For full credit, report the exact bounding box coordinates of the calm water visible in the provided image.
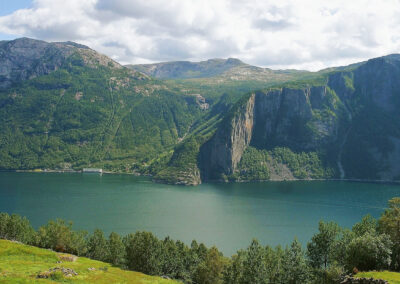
[1,172,400,255]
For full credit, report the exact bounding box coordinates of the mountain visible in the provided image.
[163,54,400,184]
[127,58,311,102]
[0,37,399,185]
[0,37,121,89]
[127,58,246,79]
[0,38,205,175]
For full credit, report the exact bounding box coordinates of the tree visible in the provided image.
[223,250,245,284]
[345,233,392,271]
[193,246,226,284]
[107,232,126,267]
[242,239,267,284]
[307,221,340,270]
[87,229,109,262]
[378,197,400,270]
[282,239,310,284]
[0,213,36,244]
[160,237,186,279]
[265,245,284,283]
[187,240,206,280]
[37,219,87,256]
[353,215,377,237]
[0,213,10,239]
[124,231,162,275]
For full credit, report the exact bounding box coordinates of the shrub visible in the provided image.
[37,219,88,256]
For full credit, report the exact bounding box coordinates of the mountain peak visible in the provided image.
[126,57,246,79]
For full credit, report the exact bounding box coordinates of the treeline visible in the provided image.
[1,198,400,283]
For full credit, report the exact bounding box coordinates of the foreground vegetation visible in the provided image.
[2,197,400,283]
[0,239,178,283]
[356,271,400,284]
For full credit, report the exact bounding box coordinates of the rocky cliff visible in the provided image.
[0,38,123,89]
[199,55,400,182]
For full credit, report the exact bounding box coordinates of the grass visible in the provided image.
[0,239,180,283]
[356,271,400,284]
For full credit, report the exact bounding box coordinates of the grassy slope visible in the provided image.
[357,271,400,284]
[0,239,179,284]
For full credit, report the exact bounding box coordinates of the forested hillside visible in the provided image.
[0,38,204,174]
[1,38,399,185]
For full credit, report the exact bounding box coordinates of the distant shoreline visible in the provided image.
[1,169,399,186]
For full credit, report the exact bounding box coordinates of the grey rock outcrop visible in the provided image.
[0,37,122,89]
[201,94,255,180]
[200,54,400,182]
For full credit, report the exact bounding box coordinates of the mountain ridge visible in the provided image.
[0,37,399,185]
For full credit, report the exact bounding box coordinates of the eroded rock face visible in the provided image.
[0,37,123,89]
[200,87,340,181]
[201,94,255,180]
[0,38,74,88]
[200,55,400,182]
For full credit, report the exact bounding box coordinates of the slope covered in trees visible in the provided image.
[1,38,400,185]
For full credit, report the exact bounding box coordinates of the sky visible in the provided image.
[0,0,399,70]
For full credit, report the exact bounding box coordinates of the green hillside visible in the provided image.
[0,38,204,175]
[0,239,179,283]
[356,271,400,284]
[1,38,400,185]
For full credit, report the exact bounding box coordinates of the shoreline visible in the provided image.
[2,169,400,185]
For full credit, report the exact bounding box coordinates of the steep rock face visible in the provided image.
[252,88,317,150]
[200,86,341,180]
[336,56,400,180]
[200,94,255,180]
[200,55,400,182]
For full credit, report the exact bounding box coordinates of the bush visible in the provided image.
[107,232,126,267]
[87,229,109,262]
[37,219,88,255]
[345,233,392,271]
[124,231,162,275]
[0,213,36,244]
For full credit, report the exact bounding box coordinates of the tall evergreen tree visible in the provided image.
[283,239,310,284]
[242,239,267,284]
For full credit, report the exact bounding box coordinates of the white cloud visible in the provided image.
[0,0,399,70]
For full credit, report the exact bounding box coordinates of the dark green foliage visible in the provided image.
[223,250,245,284]
[37,219,88,256]
[271,147,334,179]
[124,231,163,275]
[2,201,400,283]
[193,246,226,284]
[344,233,392,271]
[87,229,109,262]
[0,51,202,174]
[107,232,126,267]
[307,221,341,269]
[264,246,285,283]
[231,147,270,181]
[154,137,201,184]
[241,239,268,284]
[282,239,311,284]
[0,213,36,244]
[378,198,400,270]
[353,215,377,237]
